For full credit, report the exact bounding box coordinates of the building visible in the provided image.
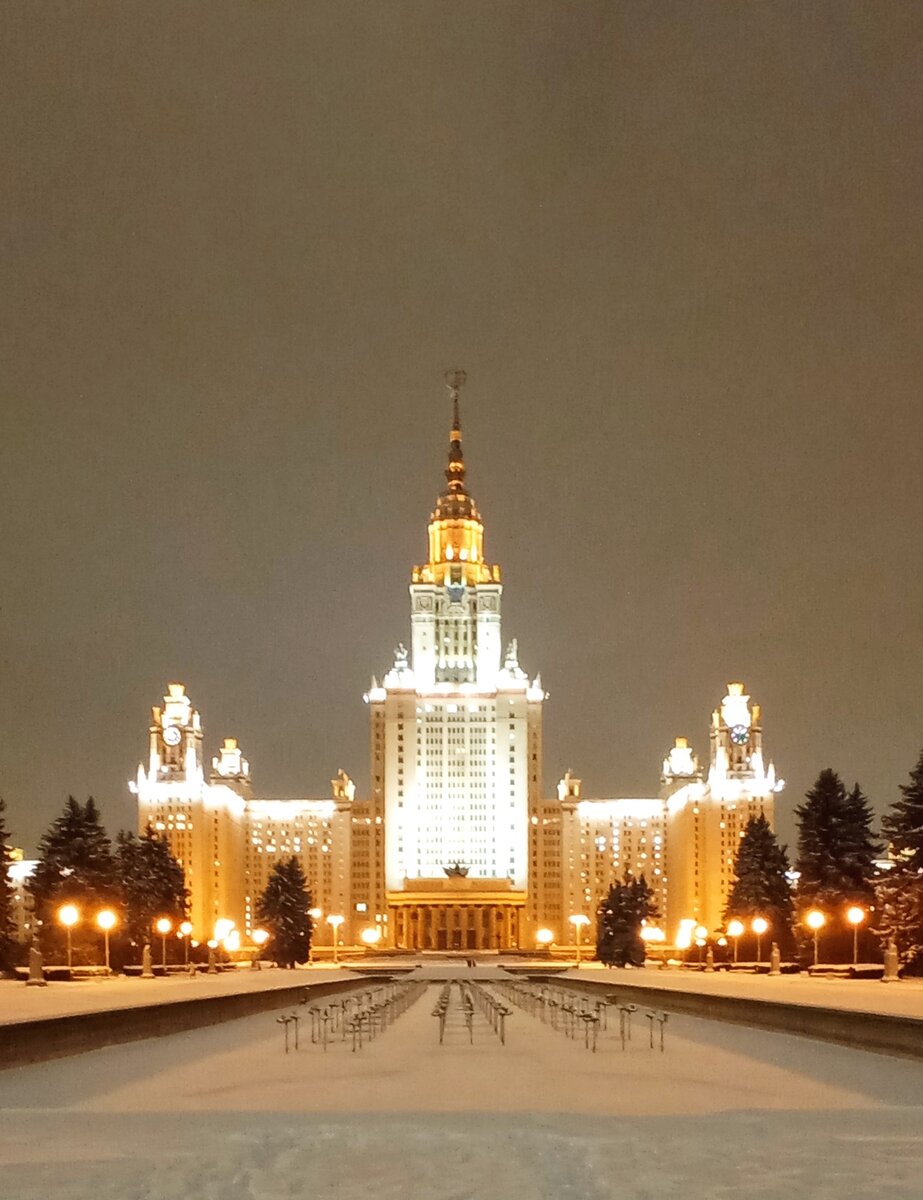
[130,685,353,945]
[131,375,782,950]
[362,371,545,950]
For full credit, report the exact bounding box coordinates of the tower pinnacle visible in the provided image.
[443,369,467,495]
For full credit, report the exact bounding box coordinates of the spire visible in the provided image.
[432,369,479,522]
[444,369,466,495]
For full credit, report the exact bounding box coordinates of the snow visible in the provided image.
[1,964,923,1198]
[559,961,923,1019]
[0,963,348,1026]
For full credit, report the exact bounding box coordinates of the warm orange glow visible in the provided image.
[726,919,745,939]
[96,909,117,932]
[155,917,172,936]
[846,906,865,927]
[535,928,554,945]
[58,904,79,928]
[805,910,825,931]
[751,916,769,936]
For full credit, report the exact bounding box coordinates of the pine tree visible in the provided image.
[723,814,794,952]
[255,856,313,968]
[795,770,878,907]
[29,796,117,954]
[596,872,659,967]
[0,798,16,975]
[795,770,880,960]
[875,749,923,973]
[116,827,189,950]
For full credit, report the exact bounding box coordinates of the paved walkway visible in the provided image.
[2,978,923,1198]
[558,961,923,1019]
[0,963,347,1026]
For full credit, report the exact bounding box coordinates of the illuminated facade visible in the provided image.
[131,379,781,951]
[131,684,352,943]
[364,371,544,949]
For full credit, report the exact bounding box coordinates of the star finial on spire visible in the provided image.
[443,369,467,492]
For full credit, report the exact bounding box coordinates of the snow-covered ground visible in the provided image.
[0,963,348,1025]
[559,961,923,1019]
[1,968,922,1199]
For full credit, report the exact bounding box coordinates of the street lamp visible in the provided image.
[752,916,769,966]
[327,914,344,963]
[726,918,744,964]
[360,926,381,948]
[155,917,172,969]
[178,920,193,967]
[535,928,554,950]
[569,914,590,966]
[252,927,269,969]
[805,909,826,967]
[96,909,117,974]
[58,904,79,971]
[694,925,708,964]
[846,905,866,965]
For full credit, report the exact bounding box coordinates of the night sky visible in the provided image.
[1,3,921,855]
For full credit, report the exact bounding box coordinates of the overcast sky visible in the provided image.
[1,2,921,854]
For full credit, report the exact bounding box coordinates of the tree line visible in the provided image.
[0,796,314,973]
[597,748,923,973]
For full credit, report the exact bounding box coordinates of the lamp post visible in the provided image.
[535,928,554,953]
[569,914,590,966]
[846,906,866,965]
[327,914,344,963]
[178,920,193,967]
[805,909,826,967]
[252,927,269,969]
[58,904,79,971]
[96,909,117,974]
[752,916,769,966]
[360,927,381,951]
[726,919,744,964]
[155,918,172,969]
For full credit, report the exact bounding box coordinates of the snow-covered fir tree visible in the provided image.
[30,797,116,914]
[724,813,794,951]
[795,770,880,960]
[596,872,658,967]
[255,856,313,968]
[875,749,923,974]
[29,796,117,956]
[116,826,188,950]
[795,770,879,908]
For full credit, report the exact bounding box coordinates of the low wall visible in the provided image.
[534,974,923,1061]
[0,976,371,1071]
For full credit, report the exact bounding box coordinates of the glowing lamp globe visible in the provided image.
[805,910,826,931]
[535,928,554,946]
[751,917,769,936]
[58,904,79,929]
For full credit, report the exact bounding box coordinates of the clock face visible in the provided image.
[729,724,749,746]
[163,725,182,747]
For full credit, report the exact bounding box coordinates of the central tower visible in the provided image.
[365,373,545,950]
